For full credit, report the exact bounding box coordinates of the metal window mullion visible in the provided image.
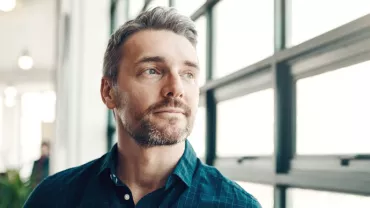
[205,6,216,166]
[274,0,288,51]
[125,0,130,21]
[273,0,290,207]
[273,61,295,208]
[191,0,221,21]
[142,0,152,12]
[274,186,287,208]
[169,0,174,7]
[110,0,117,35]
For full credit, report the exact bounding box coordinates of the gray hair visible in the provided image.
[103,6,198,83]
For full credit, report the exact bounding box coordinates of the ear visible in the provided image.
[100,77,116,109]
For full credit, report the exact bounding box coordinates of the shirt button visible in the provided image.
[124,194,130,201]
[110,174,118,184]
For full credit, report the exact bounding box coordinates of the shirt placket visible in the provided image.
[110,173,135,207]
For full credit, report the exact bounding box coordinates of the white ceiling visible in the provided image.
[0,0,57,72]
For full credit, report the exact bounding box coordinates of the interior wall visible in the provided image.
[52,0,110,173]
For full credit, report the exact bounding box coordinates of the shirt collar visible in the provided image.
[98,140,198,188]
[98,144,117,176]
[169,140,198,188]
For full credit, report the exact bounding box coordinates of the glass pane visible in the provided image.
[213,0,274,78]
[287,188,370,208]
[296,61,370,155]
[129,0,145,19]
[115,0,128,30]
[188,106,206,158]
[236,181,274,208]
[195,15,207,86]
[290,0,370,46]
[173,0,206,17]
[217,89,274,157]
[147,0,169,9]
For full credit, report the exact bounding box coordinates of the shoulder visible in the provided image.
[24,156,104,207]
[40,158,99,187]
[193,162,262,208]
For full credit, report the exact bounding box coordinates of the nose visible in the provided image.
[161,73,184,98]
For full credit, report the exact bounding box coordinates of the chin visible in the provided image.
[152,115,186,127]
[161,125,187,137]
[130,115,193,147]
[151,123,189,140]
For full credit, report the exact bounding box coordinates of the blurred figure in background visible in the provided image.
[29,141,50,188]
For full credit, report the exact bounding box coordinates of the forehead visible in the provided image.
[121,29,198,65]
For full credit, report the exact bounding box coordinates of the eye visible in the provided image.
[143,68,160,75]
[184,72,195,79]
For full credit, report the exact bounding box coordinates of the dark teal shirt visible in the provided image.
[24,140,262,208]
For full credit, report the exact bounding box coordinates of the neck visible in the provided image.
[116,127,185,195]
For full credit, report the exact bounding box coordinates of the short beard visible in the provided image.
[114,88,193,148]
[123,117,190,148]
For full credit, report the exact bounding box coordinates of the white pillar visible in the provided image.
[52,0,110,173]
[0,96,21,171]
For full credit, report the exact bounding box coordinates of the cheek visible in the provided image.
[185,87,200,111]
[187,84,199,101]
[128,89,157,113]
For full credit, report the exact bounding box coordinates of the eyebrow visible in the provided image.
[135,56,199,70]
[184,60,199,70]
[135,56,166,66]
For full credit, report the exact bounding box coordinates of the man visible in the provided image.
[30,141,50,189]
[24,7,262,208]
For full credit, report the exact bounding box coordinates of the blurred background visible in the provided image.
[0,0,370,207]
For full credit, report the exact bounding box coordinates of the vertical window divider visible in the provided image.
[274,0,291,208]
[205,5,216,166]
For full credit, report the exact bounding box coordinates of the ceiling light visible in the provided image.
[4,86,17,97]
[0,0,16,12]
[18,51,34,70]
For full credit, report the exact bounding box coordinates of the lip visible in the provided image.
[153,108,185,114]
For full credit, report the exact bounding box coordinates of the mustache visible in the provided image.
[144,97,191,117]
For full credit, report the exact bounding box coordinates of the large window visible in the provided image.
[237,181,274,208]
[128,0,145,19]
[114,0,128,30]
[217,89,274,157]
[290,0,370,46]
[287,188,370,208]
[173,0,206,17]
[187,106,206,158]
[213,0,273,78]
[195,15,207,86]
[147,0,168,9]
[296,61,370,155]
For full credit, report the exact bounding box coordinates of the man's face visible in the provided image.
[111,30,199,147]
[41,145,49,156]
